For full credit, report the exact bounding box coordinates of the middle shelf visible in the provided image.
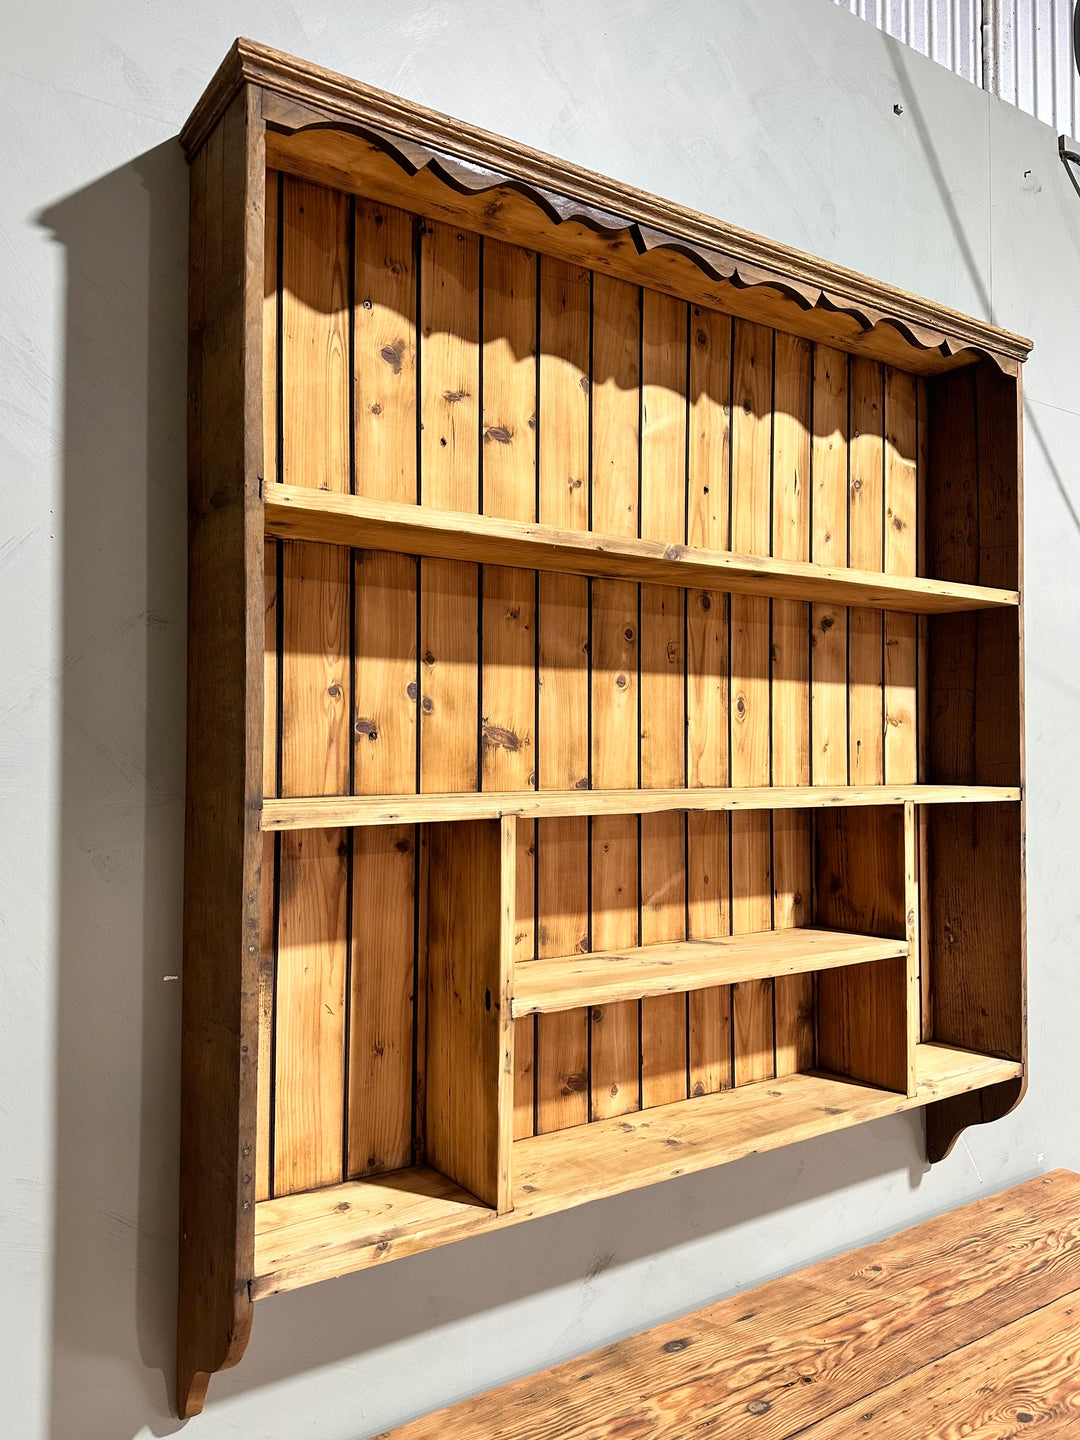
[511,927,908,1017]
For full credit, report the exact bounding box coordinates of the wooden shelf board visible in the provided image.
[511,927,908,1018]
[260,784,1020,832]
[251,1044,1022,1299]
[264,486,1019,614]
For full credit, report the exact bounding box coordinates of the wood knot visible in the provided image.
[485,425,512,445]
[380,339,404,373]
[662,1338,691,1353]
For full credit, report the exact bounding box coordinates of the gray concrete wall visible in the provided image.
[3,2,1078,1436]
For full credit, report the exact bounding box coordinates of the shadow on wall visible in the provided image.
[39,141,928,1440]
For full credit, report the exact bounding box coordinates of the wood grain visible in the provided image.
[265,484,1019,611]
[534,255,590,1134]
[419,220,480,792]
[590,273,642,1121]
[425,819,510,1210]
[639,287,688,1108]
[251,1045,1026,1297]
[771,331,813,1075]
[686,305,732,1096]
[177,88,263,1418]
[729,319,774,1084]
[372,1171,1080,1440]
[274,175,350,1196]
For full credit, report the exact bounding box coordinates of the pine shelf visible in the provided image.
[510,927,908,1017]
[178,39,1029,1415]
[264,484,1019,613]
[260,783,1020,831]
[251,1043,1024,1300]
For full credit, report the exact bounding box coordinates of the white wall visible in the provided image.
[3,3,1079,1437]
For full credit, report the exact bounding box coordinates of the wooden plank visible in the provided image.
[353,197,418,797]
[883,367,918,784]
[848,357,885,787]
[348,195,421,1186]
[261,783,1021,829]
[590,273,642,1122]
[370,1171,1080,1440]
[903,800,919,1097]
[729,319,773,1085]
[534,255,591,1135]
[771,331,813,1075]
[815,807,907,1092]
[419,220,480,792]
[797,1290,1080,1439]
[425,819,509,1210]
[265,484,1019,611]
[481,239,536,793]
[512,818,536,1139]
[256,171,280,1207]
[639,287,688,1108]
[273,174,351,1198]
[177,89,263,1417]
[512,928,907,1017]
[686,305,732,1097]
[250,1045,1026,1298]
[810,346,849,786]
[347,827,415,1174]
[497,815,517,1207]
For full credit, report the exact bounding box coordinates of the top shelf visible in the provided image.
[264,485,1019,614]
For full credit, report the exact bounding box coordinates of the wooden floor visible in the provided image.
[379,1170,1080,1439]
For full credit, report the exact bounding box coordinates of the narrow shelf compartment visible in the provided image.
[260,784,1021,831]
[264,485,1019,614]
[511,927,907,1018]
[251,1043,1023,1300]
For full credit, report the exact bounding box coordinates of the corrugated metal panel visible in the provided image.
[835,0,1080,138]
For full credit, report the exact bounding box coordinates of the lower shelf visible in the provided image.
[252,1043,1022,1300]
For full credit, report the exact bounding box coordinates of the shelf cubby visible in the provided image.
[178,40,1028,1413]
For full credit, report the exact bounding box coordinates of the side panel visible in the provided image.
[177,87,264,1418]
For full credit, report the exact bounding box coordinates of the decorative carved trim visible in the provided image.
[180,39,1030,374]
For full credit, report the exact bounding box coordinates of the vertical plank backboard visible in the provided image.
[350,196,419,1179]
[639,288,688,1108]
[810,346,849,787]
[419,221,480,793]
[534,256,590,1135]
[590,273,642,1120]
[772,332,813,1076]
[275,176,350,1197]
[729,320,774,1085]
[686,306,733,1097]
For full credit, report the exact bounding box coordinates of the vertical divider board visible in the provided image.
[904,800,920,1097]
[425,815,514,1213]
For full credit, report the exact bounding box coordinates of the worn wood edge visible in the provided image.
[250,1045,1023,1298]
[176,85,264,1419]
[264,486,1020,613]
[260,784,1022,831]
[179,39,1031,372]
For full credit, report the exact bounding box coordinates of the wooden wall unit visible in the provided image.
[178,40,1030,1417]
